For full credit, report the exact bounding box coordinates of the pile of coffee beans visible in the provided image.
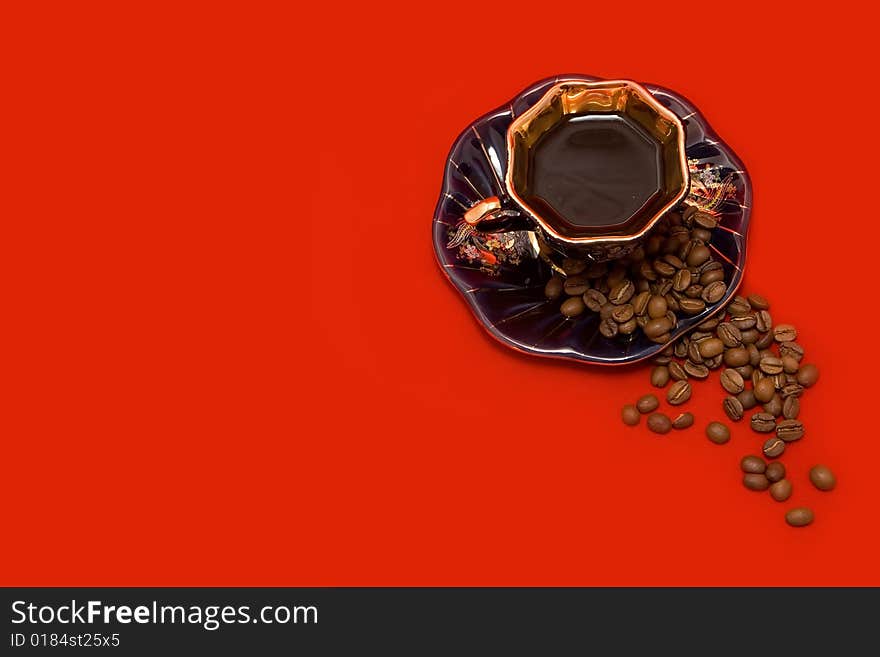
[546,208,727,342]
[620,290,834,527]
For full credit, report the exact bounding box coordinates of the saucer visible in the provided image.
[432,74,751,365]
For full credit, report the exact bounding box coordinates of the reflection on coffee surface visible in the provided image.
[525,113,664,230]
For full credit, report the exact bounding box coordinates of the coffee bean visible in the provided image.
[747,293,770,310]
[687,341,703,364]
[723,346,750,367]
[785,507,814,527]
[563,275,589,296]
[763,394,783,417]
[699,315,721,331]
[781,383,804,398]
[751,412,776,433]
[770,479,792,501]
[637,394,660,414]
[773,324,797,342]
[723,395,744,421]
[720,369,745,394]
[678,298,706,315]
[727,297,751,317]
[611,303,634,323]
[717,323,741,347]
[668,361,687,381]
[599,318,618,338]
[692,227,713,242]
[740,328,759,344]
[609,279,635,304]
[777,419,804,442]
[583,289,607,312]
[765,462,786,482]
[809,465,836,491]
[759,356,783,375]
[672,269,691,292]
[562,258,587,275]
[687,244,711,267]
[644,317,672,338]
[653,260,676,278]
[683,360,709,379]
[646,294,667,319]
[700,267,725,286]
[740,455,766,474]
[755,310,773,333]
[755,331,775,349]
[779,342,804,362]
[560,296,586,317]
[672,412,695,429]
[797,364,819,387]
[664,293,679,312]
[743,473,770,491]
[782,396,800,419]
[753,378,774,404]
[705,354,723,369]
[693,211,718,229]
[698,338,724,358]
[737,389,757,410]
[705,421,730,444]
[781,356,799,375]
[762,437,785,459]
[701,281,727,304]
[667,380,692,405]
[545,276,564,299]
[600,302,615,320]
[618,318,638,335]
[651,366,670,388]
[735,364,754,378]
[632,291,650,315]
[732,315,757,331]
[621,404,640,426]
[747,344,761,366]
[772,372,787,390]
[647,412,672,434]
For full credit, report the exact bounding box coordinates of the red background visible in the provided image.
[3,2,879,585]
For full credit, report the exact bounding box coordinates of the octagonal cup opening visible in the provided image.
[506,80,688,244]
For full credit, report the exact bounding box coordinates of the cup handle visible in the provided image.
[462,196,532,233]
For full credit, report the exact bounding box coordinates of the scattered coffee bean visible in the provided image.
[781,383,804,399]
[683,360,709,379]
[769,479,792,502]
[727,297,751,317]
[672,412,694,429]
[785,507,814,527]
[773,324,797,342]
[763,394,783,418]
[740,455,766,474]
[782,396,800,419]
[797,364,819,388]
[668,361,687,381]
[667,380,692,405]
[751,412,776,433]
[717,322,742,347]
[765,462,786,482]
[698,338,724,358]
[759,356,783,375]
[647,412,672,434]
[779,342,804,362]
[723,396,744,421]
[621,404,640,426]
[736,389,757,410]
[723,346,750,367]
[762,437,785,459]
[743,473,770,491]
[782,356,799,374]
[754,377,776,403]
[755,331,775,349]
[706,421,730,444]
[776,419,804,442]
[747,293,769,310]
[809,465,836,491]
[720,369,745,394]
[755,310,773,333]
[636,394,660,414]
[651,366,670,388]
